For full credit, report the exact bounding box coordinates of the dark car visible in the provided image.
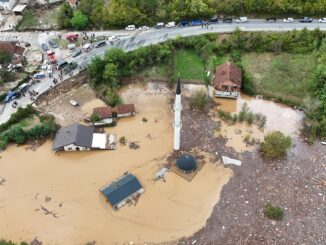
[191,20,202,26]
[48,39,58,48]
[209,17,219,23]
[95,41,106,48]
[72,49,82,58]
[179,20,190,26]
[299,17,313,23]
[266,17,277,22]
[41,43,49,51]
[223,18,233,24]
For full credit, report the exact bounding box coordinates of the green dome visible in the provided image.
[177,154,197,173]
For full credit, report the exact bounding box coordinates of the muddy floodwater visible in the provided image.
[213,93,304,152]
[0,83,233,245]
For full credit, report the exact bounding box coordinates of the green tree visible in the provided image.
[57,3,73,29]
[260,131,292,159]
[70,10,89,30]
[88,56,105,87]
[90,0,104,28]
[103,63,119,88]
[0,51,12,64]
[6,126,26,144]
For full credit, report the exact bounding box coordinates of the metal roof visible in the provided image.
[100,174,143,207]
[52,123,94,150]
[177,154,198,172]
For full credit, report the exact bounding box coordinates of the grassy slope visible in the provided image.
[242,53,315,105]
[174,49,205,81]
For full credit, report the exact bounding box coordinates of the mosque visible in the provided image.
[172,78,203,180]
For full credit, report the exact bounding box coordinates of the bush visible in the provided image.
[264,203,284,220]
[190,90,208,111]
[260,131,292,159]
[5,126,26,144]
[0,240,28,245]
[27,123,56,140]
[90,113,101,122]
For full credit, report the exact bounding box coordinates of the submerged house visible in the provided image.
[52,123,116,151]
[214,62,242,99]
[115,104,135,118]
[100,173,144,210]
[93,106,114,126]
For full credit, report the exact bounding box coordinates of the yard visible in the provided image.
[242,53,316,105]
[174,49,205,82]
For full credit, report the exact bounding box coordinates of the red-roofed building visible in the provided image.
[93,106,113,126]
[115,104,135,118]
[0,41,26,64]
[214,62,242,99]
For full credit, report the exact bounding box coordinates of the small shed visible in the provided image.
[93,106,114,126]
[100,173,144,210]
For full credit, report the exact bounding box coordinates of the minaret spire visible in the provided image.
[173,77,182,151]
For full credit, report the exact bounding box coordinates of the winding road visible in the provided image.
[1,19,326,124]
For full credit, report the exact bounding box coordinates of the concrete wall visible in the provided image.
[117,112,134,118]
[63,144,90,152]
[114,188,144,210]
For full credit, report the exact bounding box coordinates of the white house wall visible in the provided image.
[63,144,90,151]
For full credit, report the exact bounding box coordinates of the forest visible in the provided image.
[57,0,326,29]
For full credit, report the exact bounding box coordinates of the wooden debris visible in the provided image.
[0,177,6,186]
[129,142,140,150]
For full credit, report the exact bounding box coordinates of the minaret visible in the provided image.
[173,78,182,151]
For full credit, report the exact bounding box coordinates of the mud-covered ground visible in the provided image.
[178,101,326,245]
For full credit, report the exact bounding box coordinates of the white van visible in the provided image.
[236,17,248,23]
[166,21,176,28]
[125,25,136,31]
[155,23,164,29]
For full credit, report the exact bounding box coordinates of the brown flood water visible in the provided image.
[213,93,303,153]
[0,82,233,245]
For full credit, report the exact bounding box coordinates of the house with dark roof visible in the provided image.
[100,173,144,210]
[115,104,135,118]
[93,106,114,126]
[52,123,117,151]
[214,62,242,99]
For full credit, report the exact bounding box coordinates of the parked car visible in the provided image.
[56,60,68,70]
[319,17,326,23]
[209,17,219,23]
[266,17,277,22]
[7,64,13,72]
[46,50,56,63]
[19,83,31,93]
[83,43,92,51]
[179,20,190,26]
[223,18,233,24]
[33,72,46,79]
[95,41,106,48]
[138,26,150,30]
[4,91,18,103]
[299,17,313,23]
[108,35,119,42]
[236,17,248,23]
[155,22,165,29]
[72,49,82,58]
[125,25,136,31]
[69,100,78,107]
[41,43,49,51]
[66,33,79,41]
[24,42,31,47]
[48,39,58,48]
[191,20,202,26]
[283,17,294,23]
[166,21,176,28]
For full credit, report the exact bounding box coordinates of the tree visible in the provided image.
[105,88,122,106]
[70,10,89,30]
[57,3,73,29]
[6,126,26,144]
[88,56,105,87]
[103,63,119,88]
[260,131,292,159]
[90,0,104,28]
[0,50,12,65]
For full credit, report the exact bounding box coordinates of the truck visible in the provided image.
[46,50,56,64]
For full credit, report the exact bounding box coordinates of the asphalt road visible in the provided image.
[1,19,326,124]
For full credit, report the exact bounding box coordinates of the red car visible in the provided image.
[66,33,79,42]
[46,50,56,63]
